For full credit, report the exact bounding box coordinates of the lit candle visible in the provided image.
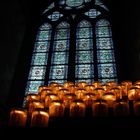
[75,88,86,99]
[44,93,59,108]
[102,92,116,107]
[77,81,88,88]
[24,94,40,108]
[9,108,27,127]
[110,87,122,100]
[83,93,96,108]
[58,88,70,100]
[113,100,129,116]
[106,81,117,88]
[30,109,49,127]
[94,87,105,100]
[28,101,44,116]
[121,80,132,98]
[39,89,53,101]
[49,100,65,117]
[38,85,50,93]
[92,100,108,117]
[128,87,139,101]
[133,100,140,116]
[70,99,86,117]
[92,81,102,88]
[63,93,76,108]
[64,81,74,89]
[85,85,95,93]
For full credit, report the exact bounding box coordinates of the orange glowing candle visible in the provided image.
[70,99,86,117]
[92,100,108,117]
[9,108,27,127]
[49,100,65,117]
[30,109,49,127]
[113,100,129,116]
[133,100,140,116]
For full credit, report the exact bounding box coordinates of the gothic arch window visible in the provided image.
[25,0,118,96]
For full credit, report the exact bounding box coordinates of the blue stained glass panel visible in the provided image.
[75,64,94,79]
[77,28,92,38]
[51,52,68,64]
[31,53,48,65]
[57,22,70,28]
[96,26,111,37]
[36,31,51,41]
[34,42,50,52]
[56,29,70,40]
[78,20,91,27]
[96,38,113,49]
[98,63,117,78]
[53,40,69,51]
[97,50,115,63]
[75,79,93,84]
[96,19,110,26]
[76,51,93,63]
[98,79,118,84]
[39,23,52,30]
[85,9,101,18]
[48,11,63,21]
[76,39,93,50]
[49,65,68,79]
[25,81,44,94]
[66,0,84,7]
[28,66,46,80]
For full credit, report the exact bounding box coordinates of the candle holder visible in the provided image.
[77,81,88,88]
[9,108,27,127]
[83,93,96,108]
[44,93,59,108]
[92,100,108,117]
[30,109,49,127]
[128,87,140,101]
[39,89,53,101]
[70,99,86,117]
[113,100,129,116]
[102,92,116,107]
[75,88,86,99]
[38,85,50,93]
[133,99,140,116]
[63,93,76,108]
[49,100,65,117]
[24,94,40,108]
[92,81,102,88]
[64,81,74,89]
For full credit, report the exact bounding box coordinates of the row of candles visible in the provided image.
[9,80,140,127]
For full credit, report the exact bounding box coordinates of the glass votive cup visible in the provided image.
[30,109,49,127]
[69,99,86,117]
[92,100,108,117]
[9,108,27,127]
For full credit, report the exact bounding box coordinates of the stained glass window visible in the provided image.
[96,19,117,83]
[48,22,70,85]
[47,11,63,21]
[84,9,101,18]
[75,20,94,83]
[25,23,52,95]
[24,0,118,102]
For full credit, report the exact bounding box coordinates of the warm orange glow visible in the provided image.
[49,100,65,117]
[92,100,108,117]
[30,110,49,127]
[70,100,86,117]
[9,108,27,126]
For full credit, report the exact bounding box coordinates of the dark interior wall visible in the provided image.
[1,0,140,110]
[0,0,27,109]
